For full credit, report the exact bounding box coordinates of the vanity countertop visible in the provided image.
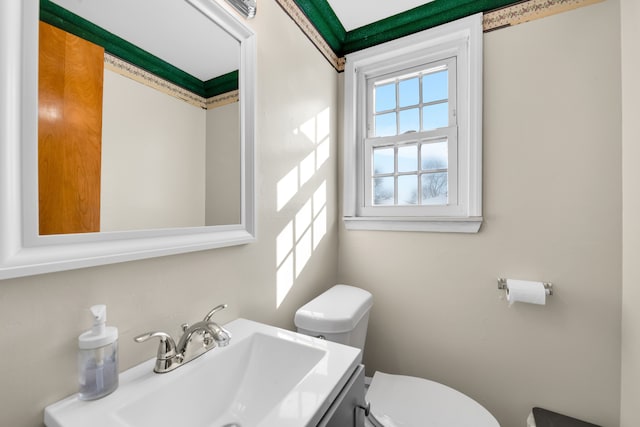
[45,318,362,427]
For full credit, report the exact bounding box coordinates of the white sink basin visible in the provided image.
[44,318,361,427]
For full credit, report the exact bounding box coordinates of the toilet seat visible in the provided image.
[364,372,500,427]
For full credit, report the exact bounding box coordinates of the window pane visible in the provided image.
[421,140,448,170]
[423,70,448,103]
[399,77,419,108]
[423,102,448,130]
[422,172,448,205]
[398,145,417,172]
[375,112,397,136]
[398,175,418,205]
[373,176,394,205]
[375,83,396,113]
[373,147,394,174]
[399,108,419,134]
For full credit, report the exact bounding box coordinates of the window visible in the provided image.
[343,14,483,233]
[365,58,457,213]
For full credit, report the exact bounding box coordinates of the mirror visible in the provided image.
[0,0,256,279]
[39,0,242,233]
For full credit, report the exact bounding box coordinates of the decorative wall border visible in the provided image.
[274,0,345,71]
[279,0,603,72]
[105,54,238,110]
[483,0,604,31]
[206,90,240,109]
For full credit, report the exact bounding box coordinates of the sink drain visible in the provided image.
[222,424,241,427]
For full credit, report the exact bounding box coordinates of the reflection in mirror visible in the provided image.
[38,0,241,234]
[0,0,256,279]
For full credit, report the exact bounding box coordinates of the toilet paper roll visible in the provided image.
[506,279,547,306]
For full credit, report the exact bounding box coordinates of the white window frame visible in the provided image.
[343,13,483,233]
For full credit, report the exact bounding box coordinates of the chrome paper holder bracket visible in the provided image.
[497,277,553,296]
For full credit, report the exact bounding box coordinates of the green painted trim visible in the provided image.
[294,0,347,55]
[39,0,238,98]
[343,0,520,54]
[292,0,522,56]
[204,70,239,98]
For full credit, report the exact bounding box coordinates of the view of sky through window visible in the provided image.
[373,67,449,137]
[371,66,450,206]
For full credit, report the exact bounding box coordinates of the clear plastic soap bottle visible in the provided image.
[78,304,119,400]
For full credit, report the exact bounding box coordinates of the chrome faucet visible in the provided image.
[134,304,231,373]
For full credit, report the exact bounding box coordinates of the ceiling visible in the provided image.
[326,0,435,31]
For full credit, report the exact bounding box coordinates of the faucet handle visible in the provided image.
[134,331,177,360]
[203,303,228,322]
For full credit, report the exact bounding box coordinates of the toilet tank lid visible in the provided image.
[294,285,373,333]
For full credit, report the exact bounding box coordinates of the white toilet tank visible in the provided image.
[295,284,373,350]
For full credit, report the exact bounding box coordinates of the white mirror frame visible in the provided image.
[0,0,256,280]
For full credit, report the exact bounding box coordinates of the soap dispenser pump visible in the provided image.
[78,305,119,400]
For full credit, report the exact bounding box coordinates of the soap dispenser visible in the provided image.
[78,305,119,400]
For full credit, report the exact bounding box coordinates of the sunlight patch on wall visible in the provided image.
[300,107,330,143]
[313,183,327,250]
[276,247,295,307]
[300,152,315,188]
[276,179,328,307]
[277,167,299,211]
[275,108,332,308]
[277,108,331,212]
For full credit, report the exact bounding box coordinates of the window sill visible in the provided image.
[343,216,482,233]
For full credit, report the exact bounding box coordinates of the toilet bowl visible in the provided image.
[364,371,498,427]
[294,284,500,427]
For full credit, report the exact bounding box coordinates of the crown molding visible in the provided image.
[282,0,604,71]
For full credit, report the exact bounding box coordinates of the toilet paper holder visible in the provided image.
[497,278,553,296]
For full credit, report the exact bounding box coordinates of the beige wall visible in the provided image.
[205,101,241,226]
[0,0,339,425]
[621,0,640,424]
[101,69,206,231]
[103,71,244,229]
[338,2,622,426]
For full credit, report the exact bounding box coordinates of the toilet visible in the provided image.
[294,284,500,427]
